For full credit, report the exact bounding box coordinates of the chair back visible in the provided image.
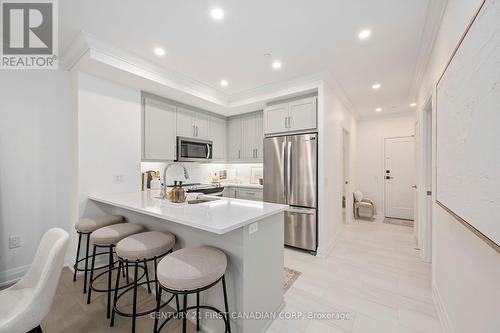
[0,227,69,333]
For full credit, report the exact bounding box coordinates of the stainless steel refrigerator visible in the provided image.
[263,133,318,253]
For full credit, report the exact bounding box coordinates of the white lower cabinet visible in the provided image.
[223,187,263,201]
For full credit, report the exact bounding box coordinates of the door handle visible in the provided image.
[411,185,417,189]
[282,141,287,201]
[385,176,393,179]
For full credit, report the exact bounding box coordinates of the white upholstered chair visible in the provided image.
[0,228,69,333]
[353,190,376,220]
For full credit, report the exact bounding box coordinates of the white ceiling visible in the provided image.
[60,0,430,117]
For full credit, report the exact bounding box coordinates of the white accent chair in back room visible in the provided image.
[0,228,69,333]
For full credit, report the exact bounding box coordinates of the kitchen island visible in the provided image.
[89,190,287,333]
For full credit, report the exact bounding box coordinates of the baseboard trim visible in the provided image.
[0,264,30,287]
[432,284,454,333]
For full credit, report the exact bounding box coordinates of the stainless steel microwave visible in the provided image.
[176,137,213,162]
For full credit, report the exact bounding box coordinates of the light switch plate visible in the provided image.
[249,222,259,235]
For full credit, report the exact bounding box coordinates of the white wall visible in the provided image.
[0,70,72,285]
[355,113,416,216]
[318,81,357,256]
[74,72,142,260]
[415,1,500,332]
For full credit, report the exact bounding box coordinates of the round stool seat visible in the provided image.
[90,223,144,246]
[157,246,227,291]
[75,215,123,233]
[116,231,175,261]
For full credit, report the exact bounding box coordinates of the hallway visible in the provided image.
[271,218,441,333]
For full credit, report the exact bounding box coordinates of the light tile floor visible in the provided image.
[267,216,442,333]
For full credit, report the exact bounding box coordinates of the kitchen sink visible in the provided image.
[187,197,221,204]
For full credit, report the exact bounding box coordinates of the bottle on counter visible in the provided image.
[175,181,186,203]
[169,180,178,201]
[150,172,161,190]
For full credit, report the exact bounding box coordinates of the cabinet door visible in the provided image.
[241,115,257,160]
[210,116,227,161]
[176,107,195,138]
[288,97,317,132]
[227,118,242,161]
[264,103,289,134]
[195,113,210,139]
[255,112,263,160]
[143,98,177,160]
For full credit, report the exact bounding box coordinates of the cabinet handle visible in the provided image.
[193,125,196,137]
[285,117,288,129]
[196,125,198,137]
[238,150,241,159]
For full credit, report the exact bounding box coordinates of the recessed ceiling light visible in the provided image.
[372,83,381,90]
[211,8,224,20]
[410,102,417,107]
[358,29,372,40]
[220,80,228,87]
[272,61,282,70]
[375,107,382,112]
[154,47,165,56]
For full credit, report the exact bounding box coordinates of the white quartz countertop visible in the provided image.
[89,190,287,234]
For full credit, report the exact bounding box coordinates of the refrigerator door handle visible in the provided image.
[287,141,292,203]
[283,141,287,201]
[287,207,316,215]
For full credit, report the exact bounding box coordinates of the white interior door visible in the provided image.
[385,136,415,220]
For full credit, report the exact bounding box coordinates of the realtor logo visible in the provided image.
[1,0,58,69]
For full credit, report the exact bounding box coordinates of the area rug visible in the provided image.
[284,267,301,291]
[384,217,414,227]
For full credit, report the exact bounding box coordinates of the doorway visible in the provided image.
[342,129,351,224]
[384,136,415,220]
[416,95,434,262]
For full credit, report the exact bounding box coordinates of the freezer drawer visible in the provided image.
[284,208,317,252]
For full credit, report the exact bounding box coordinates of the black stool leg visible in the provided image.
[126,260,130,284]
[153,257,159,301]
[222,276,231,333]
[132,261,139,333]
[182,293,187,333]
[107,246,113,318]
[143,260,151,293]
[153,287,162,333]
[175,294,180,313]
[86,245,97,304]
[196,292,200,331]
[73,232,82,282]
[110,260,122,327]
[83,234,90,293]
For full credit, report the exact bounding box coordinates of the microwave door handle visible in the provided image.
[207,144,211,158]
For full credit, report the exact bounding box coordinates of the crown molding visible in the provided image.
[61,32,356,116]
[409,0,449,101]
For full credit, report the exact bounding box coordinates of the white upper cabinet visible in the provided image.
[263,96,317,135]
[194,112,210,139]
[288,97,317,132]
[176,106,195,138]
[227,117,242,161]
[176,107,210,139]
[210,116,227,161]
[228,112,263,162]
[143,97,177,160]
[264,103,289,134]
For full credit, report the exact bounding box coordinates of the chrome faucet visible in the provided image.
[161,162,190,198]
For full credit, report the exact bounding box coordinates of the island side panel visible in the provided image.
[242,212,285,333]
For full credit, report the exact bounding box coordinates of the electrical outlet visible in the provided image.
[249,222,259,235]
[9,236,21,249]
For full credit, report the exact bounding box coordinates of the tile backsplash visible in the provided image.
[141,162,263,185]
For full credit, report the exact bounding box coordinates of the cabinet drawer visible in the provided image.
[236,188,263,201]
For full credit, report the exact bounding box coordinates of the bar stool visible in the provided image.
[73,215,123,293]
[154,246,231,333]
[110,231,176,333]
[87,223,145,318]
